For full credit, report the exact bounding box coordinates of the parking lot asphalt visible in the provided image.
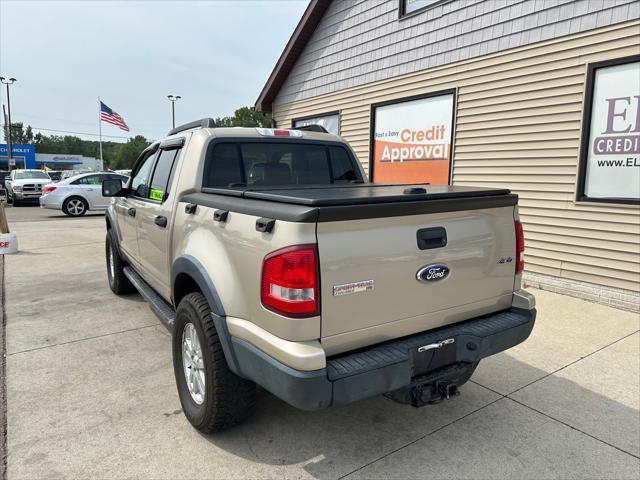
[1,205,639,479]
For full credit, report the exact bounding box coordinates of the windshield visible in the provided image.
[203,142,362,188]
[14,171,50,180]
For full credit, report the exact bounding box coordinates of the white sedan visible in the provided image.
[40,172,128,217]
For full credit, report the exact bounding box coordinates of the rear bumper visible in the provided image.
[231,305,536,410]
[39,195,63,209]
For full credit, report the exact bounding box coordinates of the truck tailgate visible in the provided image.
[210,183,519,354]
[317,205,517,353]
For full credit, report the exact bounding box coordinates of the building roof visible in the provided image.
[254,0,331,113]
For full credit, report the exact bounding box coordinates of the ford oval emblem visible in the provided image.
[416,264,450,283]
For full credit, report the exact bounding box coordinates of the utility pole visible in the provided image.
[0,77,17,171]
[167,95,181,129]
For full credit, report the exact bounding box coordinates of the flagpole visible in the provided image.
[98,97,103,167]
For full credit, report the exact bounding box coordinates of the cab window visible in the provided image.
[131,151,157,198]
[148,148,181,202]
[203,142,362,188]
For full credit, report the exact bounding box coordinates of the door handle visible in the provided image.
[127,207,136,217]
[87,188,94,191]
[416,227,447,250]
[154,215,168,228]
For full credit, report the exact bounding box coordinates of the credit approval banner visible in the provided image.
[371,92,454,184]
[582,60,640,201]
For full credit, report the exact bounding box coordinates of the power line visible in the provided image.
[19,126,131,140]
[16,113,97,127]
[17,112,168,130]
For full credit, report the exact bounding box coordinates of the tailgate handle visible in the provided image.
[417,227,447,250]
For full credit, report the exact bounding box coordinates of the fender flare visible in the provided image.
[105,206,123,256]
[171,255,241,374]
[171,255,225,315]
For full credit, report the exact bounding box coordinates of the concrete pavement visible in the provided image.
[2,206,639,479]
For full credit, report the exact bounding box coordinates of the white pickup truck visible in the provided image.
[5,169,52,205]
[101,119,536,433]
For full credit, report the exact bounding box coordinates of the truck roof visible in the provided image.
[199,127,341,143]
[162,117,343,144]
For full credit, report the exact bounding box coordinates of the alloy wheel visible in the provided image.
[67,199,85,216]
[182,323,206,405]
[108,244,115,280]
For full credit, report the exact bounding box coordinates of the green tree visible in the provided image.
[31,127,149,169]
[215,106,271,128]
[3,122,34,144]
[109,135,150,170]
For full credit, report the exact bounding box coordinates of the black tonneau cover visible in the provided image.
[185,184,517,223]
[202,184,511,206]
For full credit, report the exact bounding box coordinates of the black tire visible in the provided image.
[105,229,135,295]
[173,292,256,433]
[11,195,20,206]
[63,196,88,216]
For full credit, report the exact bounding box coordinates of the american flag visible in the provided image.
[100,101,129,132]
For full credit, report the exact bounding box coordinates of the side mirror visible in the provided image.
[102,178,125,197]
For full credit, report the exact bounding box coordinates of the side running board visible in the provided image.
[123,266,175,332]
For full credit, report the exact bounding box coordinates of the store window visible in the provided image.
[370,90,456,185]
[400,0,446,16]
[577,55,640,205]
[292,112,340,135]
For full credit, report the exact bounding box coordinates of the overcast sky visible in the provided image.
[0,0,308,142]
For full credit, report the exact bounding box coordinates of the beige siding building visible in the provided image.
[256,0,640,311]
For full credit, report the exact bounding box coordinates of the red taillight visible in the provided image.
[273,129,291,137]
[261,244,319,318]
[43,185,56,193]
[515,220,525,274]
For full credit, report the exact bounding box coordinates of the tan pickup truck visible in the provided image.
[102,119,536,433]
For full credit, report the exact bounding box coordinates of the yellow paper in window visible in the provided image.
[149,189,164,201]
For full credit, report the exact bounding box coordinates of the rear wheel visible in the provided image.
[63,197,88,216]
[105,230,134,295]
[173,292,256,433]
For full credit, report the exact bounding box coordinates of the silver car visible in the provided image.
[40,172,128,216]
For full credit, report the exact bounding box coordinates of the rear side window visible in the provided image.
[204,144,243,188]
[72,174,102,185]
[105,174,129,182]
[148,148,180,202]
[329,147,358,183]
[203,142,361,188]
